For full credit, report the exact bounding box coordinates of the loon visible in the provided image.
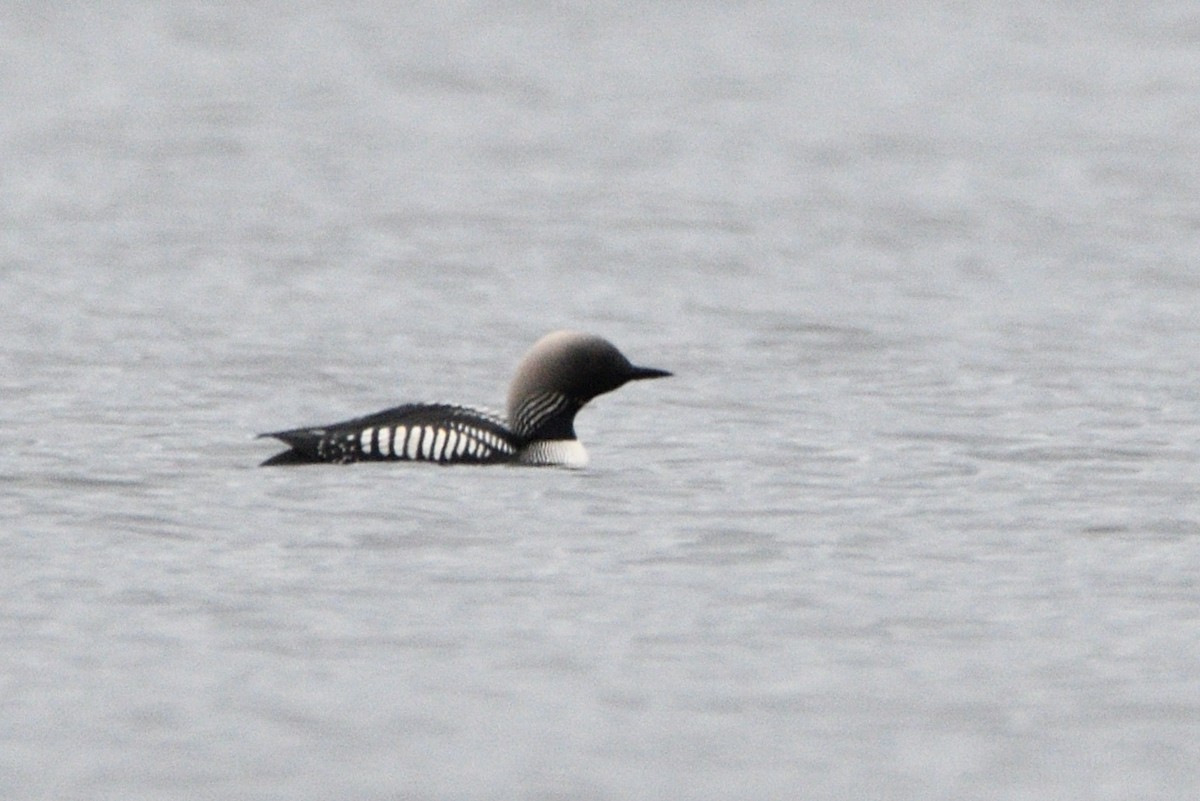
[258,330,671,468]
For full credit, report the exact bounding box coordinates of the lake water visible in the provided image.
[3,3,1199,799]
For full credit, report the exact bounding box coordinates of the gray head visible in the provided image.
[506,330,671,439]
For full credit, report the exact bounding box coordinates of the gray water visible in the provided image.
[3,3,1200,800]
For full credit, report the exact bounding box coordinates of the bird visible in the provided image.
[257,330,671,467]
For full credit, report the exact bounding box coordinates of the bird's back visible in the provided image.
[259,403,519,466]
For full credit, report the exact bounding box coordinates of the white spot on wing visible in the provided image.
[420,426,434,459]
[445,430,459,459]
[361,428,374,455]
[406,426,420,459]
[434,428,448,460]
[394,425,407,458]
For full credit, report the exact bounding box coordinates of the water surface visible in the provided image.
[3,3,1199,799]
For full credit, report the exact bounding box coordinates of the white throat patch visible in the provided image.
[518,439,589,469]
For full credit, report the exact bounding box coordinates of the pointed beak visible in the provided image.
[628,365,672,381]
